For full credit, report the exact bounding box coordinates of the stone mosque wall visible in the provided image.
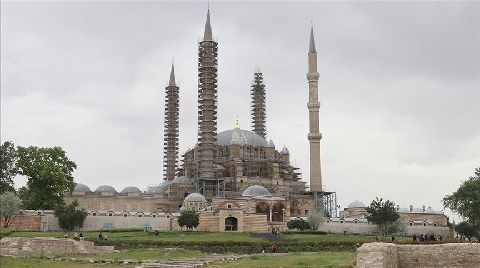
[357,242,480,268]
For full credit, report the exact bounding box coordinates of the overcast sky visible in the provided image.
[1,1,479,216]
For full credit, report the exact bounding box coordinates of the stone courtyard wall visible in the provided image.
[357,242,480,268]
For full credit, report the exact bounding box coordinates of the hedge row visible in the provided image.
[92,240,358,253]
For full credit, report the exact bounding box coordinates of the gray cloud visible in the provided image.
[1,1,478,217]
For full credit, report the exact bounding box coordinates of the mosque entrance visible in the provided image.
[225,217,238,231]
[272,203,286,222]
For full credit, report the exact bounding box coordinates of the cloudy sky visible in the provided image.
[2,1,478,216]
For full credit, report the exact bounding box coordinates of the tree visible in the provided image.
[307,209,326,231]
[17,146,77,209]
[54,199,88,231]
[454,221,479,241]
[287,218,310,231]
[0,141,18,194]
[366,197,400,235]
[0,192,22,228]
[443,168,480,231]
[177,209,199,230]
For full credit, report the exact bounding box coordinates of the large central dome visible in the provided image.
[216,128,268,147]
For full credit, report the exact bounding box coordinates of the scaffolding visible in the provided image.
[197,38,224,199]
[163,65,179,181]
[251,72,266,139]
[311,191,338,217]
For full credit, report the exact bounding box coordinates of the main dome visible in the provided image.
[216,128,268,147]
[242,185,271,197]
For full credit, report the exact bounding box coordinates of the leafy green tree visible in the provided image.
[54,199,88,231]
[0,192,22,228]
[307,209,325,231]
[177,209,199,230]
[17,146,77,209]
[0,141,18,194]
[443,168,480,230]
[366,197,400,235]
[287,218,310,231]
[454,221,479,241]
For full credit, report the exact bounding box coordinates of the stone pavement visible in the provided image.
[137,255,248,268]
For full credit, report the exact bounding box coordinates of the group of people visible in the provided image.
[63,232,84,241]
[98,231,108,241]
[413,234,442,242]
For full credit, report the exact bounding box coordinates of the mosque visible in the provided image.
[63,8,448,234]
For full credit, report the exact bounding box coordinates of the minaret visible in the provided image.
[250,71,267,139]
[197,8,219,197]
[164,63,179,181]
[307,25,323,196]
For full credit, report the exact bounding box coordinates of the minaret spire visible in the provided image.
[309,24,316,53]
[197,6,219,199]
[164,62,180,181]
[203,8,213,41]
[169,63,176,86]
[307,24,323,207]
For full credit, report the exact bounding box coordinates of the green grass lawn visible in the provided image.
[0,257,124,268]
[80,248,211,260]
[10,230,264,242]
[206,252,356,268]
[10,230,411,243]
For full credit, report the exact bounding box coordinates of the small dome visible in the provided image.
[94,185,117,193]
[172,176,192,184]
[267,139,275,148]
[216,128,268,147]
[398,207,410,213]
[184,193,207,203]
[74,183,91,192]
[120,186,142,194]
[347,200,366,208]
[160,180,173,188]
[242,185,271,197]
[145,186,164,195]
[280,146,289,154]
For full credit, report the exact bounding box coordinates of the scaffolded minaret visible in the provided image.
[197,8,221,198]
[307,25,323,210]
[164,64,179,181]
[250,72,267,139]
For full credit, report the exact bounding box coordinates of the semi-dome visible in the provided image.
[74,183,91,192]
[172,176,192,184]
[267,139,275,148]
[94,185,117,193]
[242,185,271,197]
[160,180,173,188]
[347,200,366,208]
[184,193,207,203]
[216,128,268,147]
[120,186,142,194]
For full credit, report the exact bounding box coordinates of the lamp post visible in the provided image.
[282,208,286,229]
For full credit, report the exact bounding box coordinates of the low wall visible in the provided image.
[357,242,480,268]
[41,214,170,231]
[0,237,113,256]
[0,216,42,231]
[319,222,450,236]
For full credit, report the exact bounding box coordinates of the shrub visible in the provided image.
[287,219,310,231]
[0,229,12,239]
